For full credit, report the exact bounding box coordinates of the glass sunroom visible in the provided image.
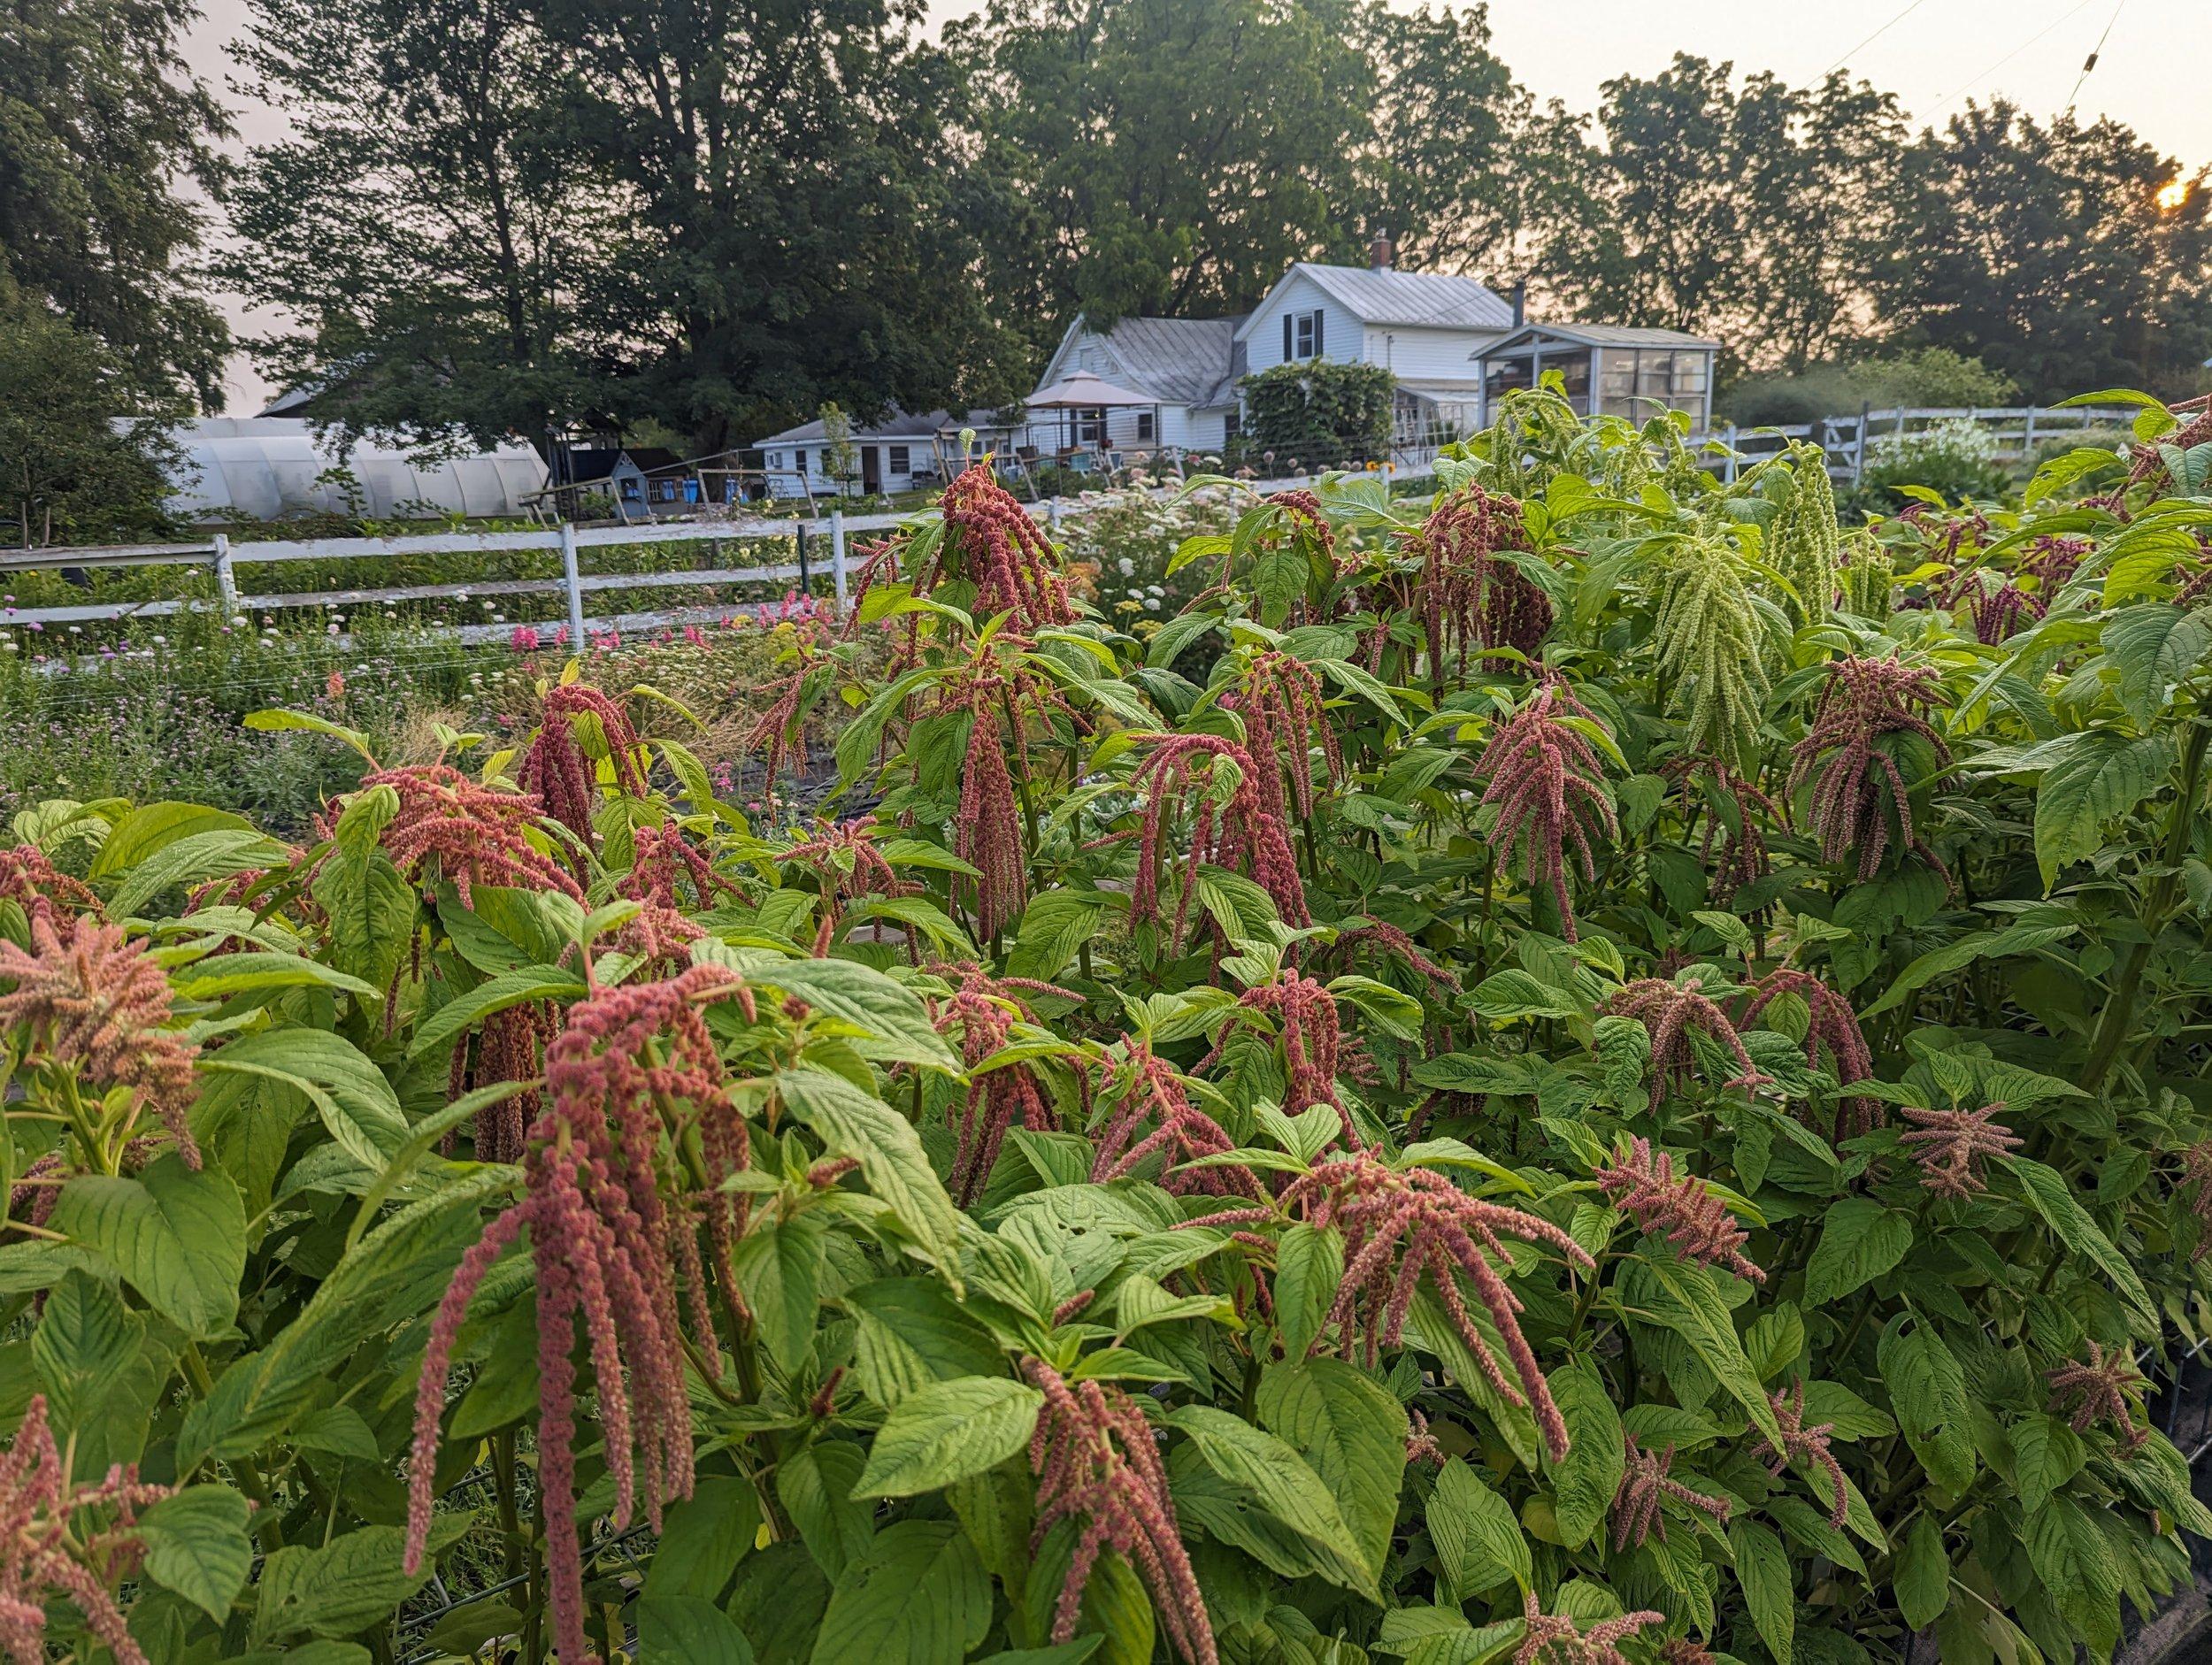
[1474,324,1720,432]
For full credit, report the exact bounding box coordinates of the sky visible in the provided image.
[180,0,2212,414]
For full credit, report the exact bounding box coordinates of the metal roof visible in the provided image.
[1244,264,1517,334]
[1476,322,1720,356]
[1085,316,1244,407]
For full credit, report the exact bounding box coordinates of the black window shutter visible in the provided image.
[1314,311,1325,357]
[1283,315,1293,359]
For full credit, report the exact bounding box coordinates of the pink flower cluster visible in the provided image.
[0,912,201,1169]
[1472,681,1617,941]
[1130,733,1308,948]
[1898,1101,2021,1198]
[1753,1380,1849,1527]
[1088,1039,1260,1200]
[1025,1360,1216,1665]
[404,966,756,1663]
[1187,1149,1593,1462]
[1736,968,1878,1142]
[0,1396,173,1665]
[1607,976,1770,1100]
[1611,1431,1731,1551]
[361,764,583,906]
[1594,1137,1764,1284]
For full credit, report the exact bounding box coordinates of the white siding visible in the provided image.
[1362,325,1503,383]
[1240,272,1363,376]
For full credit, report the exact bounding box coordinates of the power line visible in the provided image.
[2065,0,2128,111]
[1925,0,2099,117]
[1823,0,1930,77]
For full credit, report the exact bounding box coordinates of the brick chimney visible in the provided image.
[1510,280,1526,326]
[1369,230,1395,272]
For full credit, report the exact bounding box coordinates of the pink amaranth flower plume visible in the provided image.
[0,846,97,923]
[1226,650,1341,823]
[1514,1590,1664,1665]
[1471,680,1617,942]
[1897,1101,2021,1199]
[1410,485,1529,687]
[1194,969,1354,1146]
[361,763,583,907]
[1088,1038,1261,1201]
[1594,1138,1764,1283]
[2179,1138,2212,1261]
[404,965,757,1664]
[613,823,734,970]
[1611,1431,1731,1551]
[2047,1341,2149,1451]
[925,961,1076,1204]
[1753,1379,1849,1527]
[1607,976,1771,1100]
[1735,968,1879,1142]
[0,911,200,1169]
[1184,1148,1594,1462]
[1025,1360,1216,1665]
[1129,733,1308,948]
[1786,656,1952,882]
[520,683,649,847]
[0,1395,173,1665]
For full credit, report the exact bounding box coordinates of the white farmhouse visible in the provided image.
[1028,236,1520,460]
[1024,236,1719,462]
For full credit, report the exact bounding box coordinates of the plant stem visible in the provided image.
[2080,717,2210,1093]
[493,1430,524,1581]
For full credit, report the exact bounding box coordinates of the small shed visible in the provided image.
[558,447,690,515]
[1473,324,1720,431]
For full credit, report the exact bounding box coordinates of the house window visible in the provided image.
[1223,410,1241,441]
[888,445,910,472]
[1076,408,1103,446]
[1283,310,1325,360]
[1135,410,1155,441]
[767,452,780,470]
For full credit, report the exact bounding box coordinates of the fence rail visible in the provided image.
[0,472,1376,643]
[1706,403,2139,484]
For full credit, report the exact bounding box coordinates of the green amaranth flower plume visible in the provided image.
[1764,441,1840,627]
[1651,541,1773,769]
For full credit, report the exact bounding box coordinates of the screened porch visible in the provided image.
[1473,324,1720,432]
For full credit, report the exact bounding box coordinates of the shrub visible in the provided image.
[0,417,2207,1665]
[1851,417,2013,510]
[1724,348,2019,428]
[1240,358,1396,464]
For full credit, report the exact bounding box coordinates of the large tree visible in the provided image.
[1872,102,2212,399]
[225,0,607,452]
[949,0,1369,333]
[0,0,231,403]
[0,291,180,547]
[1544,55,1905,371]
[546,0,1025,453]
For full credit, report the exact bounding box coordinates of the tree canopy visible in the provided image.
[0,0,231,404]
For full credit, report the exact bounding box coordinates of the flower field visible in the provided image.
[1,388,2208,1664]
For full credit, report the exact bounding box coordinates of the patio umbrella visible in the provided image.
[1025,372,1160,464]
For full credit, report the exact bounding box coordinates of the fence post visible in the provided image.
[795,524,812,595]
[558,521,587,648]
[1855,403,1870,487]
[2023,407,2038,457]
[1047,497,1064,533]
[1723,424,1740,485]
[211,533,239,620]
[829,509,849,614]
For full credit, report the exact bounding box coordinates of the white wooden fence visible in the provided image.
[1707,404,2139,483]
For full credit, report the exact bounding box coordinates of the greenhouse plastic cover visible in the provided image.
[150,418,549,522]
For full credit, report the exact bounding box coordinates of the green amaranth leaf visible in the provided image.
[852,1377,1044,1499]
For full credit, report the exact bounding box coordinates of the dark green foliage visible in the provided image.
[1240,360,1395,463]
